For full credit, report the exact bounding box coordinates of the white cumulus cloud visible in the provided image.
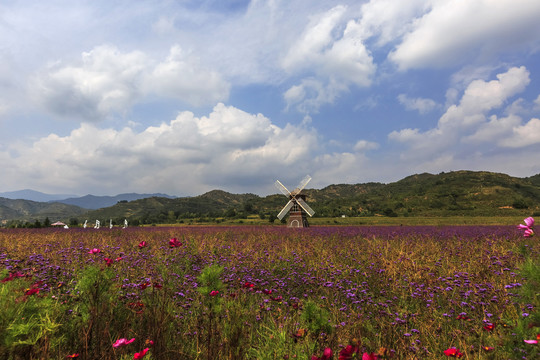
[31,44,229,121]
[389,0,540,70]
[1,103,320,195]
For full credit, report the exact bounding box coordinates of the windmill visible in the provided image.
[275,175,315,227]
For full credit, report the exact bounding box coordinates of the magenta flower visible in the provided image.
[168,238,182,247]
[25,287,39,296]
[88,248,101,254]
[112,338,135,348]
[518,217,534,237]
[524,339,538,344]
[138,241,147,248]
[209,290,219,296]
[444,348,463,357]
[133,348,149,359]
[104,258,113,267]
[362,353,378,360]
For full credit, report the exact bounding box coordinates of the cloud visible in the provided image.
[500,118,540,148]
[389,66,531,156]
[31,44,229,121]
[389,0,540,70]
[353,140,379,151]
[397,94,438,114]
[1,103,320,195]
[282,5,375,113]
[358,0,428,46]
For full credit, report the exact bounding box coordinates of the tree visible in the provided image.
[43,217,51,227]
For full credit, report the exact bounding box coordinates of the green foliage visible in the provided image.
[0,271,64,358]
[500,248,539,359]
[197,264,225,314]
[300,300,332,336]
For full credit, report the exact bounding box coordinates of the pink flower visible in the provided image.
[518,217,534,237]
[524,339,538,344]
[133,348,149,359]
[138,241,147,248]
[209,290,219,296]
[104,258,114,267]
[25,287,39,296]
[521,216,534,228]
[311,347,333,360]
[339,345,359,360]
[112,338,135,348]
[88,248,101,254]
[362,353,378,360]
[169,238,182,248]
[444,348,463,357]
[322,347,333,359]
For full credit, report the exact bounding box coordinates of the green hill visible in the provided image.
[82,170,540,225]
[2,170,540,226]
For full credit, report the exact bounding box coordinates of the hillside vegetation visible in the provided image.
[2,170,540,226]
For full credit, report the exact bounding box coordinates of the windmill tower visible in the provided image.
[275,175,315,227]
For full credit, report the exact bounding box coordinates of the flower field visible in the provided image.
[0,225,538,359]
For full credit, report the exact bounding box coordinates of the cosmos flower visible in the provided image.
[66,354,79,358]
[133,348,149,359]
[311,347,333,360]
[518,217,534,229]
[169,238,182,247]
[518,217,534,237]
[524,334,539,344]
[339,344,359,360]
[104,258,113,267]
[362,353,378,360]
[444,348,463,357]
[209,290,219,296]
[25,288,39,296]
[243,282,255,288]
[138,241,147,248]
[483,323,495,331]
[112,338,135,348]
[88,248,101,254]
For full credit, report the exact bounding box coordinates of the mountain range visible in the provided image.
[1,170,540,225]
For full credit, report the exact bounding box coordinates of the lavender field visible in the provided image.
[0,225,538,359]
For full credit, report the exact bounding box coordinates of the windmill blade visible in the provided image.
[277,200,294,220]
[275,180,291,197]
[296,198,315,217]
[294,175,312,194]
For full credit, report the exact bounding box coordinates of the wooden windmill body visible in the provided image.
[275,175,315,228]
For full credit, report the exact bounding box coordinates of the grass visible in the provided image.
[0,225,538,359]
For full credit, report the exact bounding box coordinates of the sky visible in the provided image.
[1,0,540,197]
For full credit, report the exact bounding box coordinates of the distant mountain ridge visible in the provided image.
[57,193,176,209]
[0,189,77,202]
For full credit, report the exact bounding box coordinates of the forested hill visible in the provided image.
[83,170,540,224]
[2,170,540,225]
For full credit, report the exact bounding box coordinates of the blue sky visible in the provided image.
[1,0,540,196]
